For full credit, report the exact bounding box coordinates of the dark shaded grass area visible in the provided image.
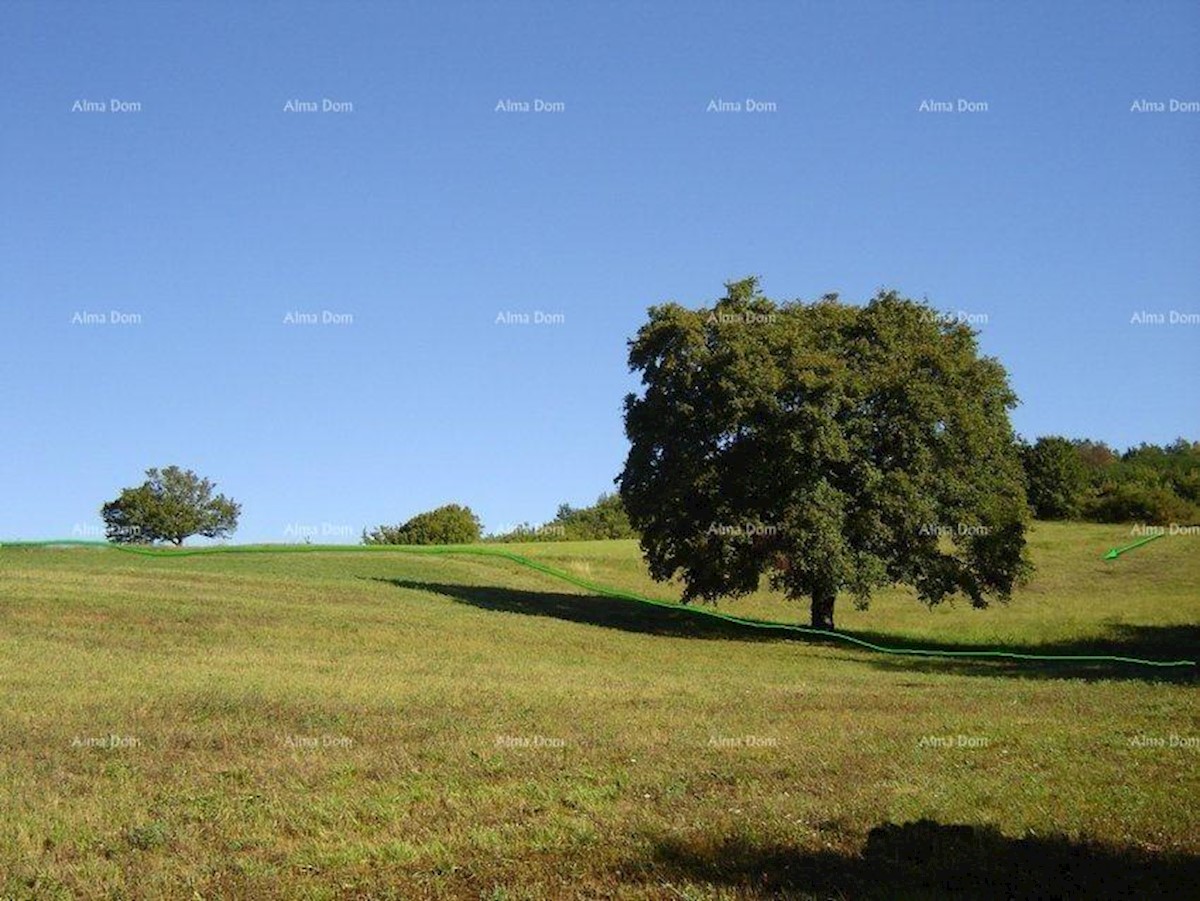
[8,820,1196,900]
[379,578,1198,683]
[854,623,1199,684]
[377,578,781,641]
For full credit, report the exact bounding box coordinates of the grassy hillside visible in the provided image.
[1,522,1197,898]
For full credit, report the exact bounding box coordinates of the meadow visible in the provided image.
[1,522,1197,899]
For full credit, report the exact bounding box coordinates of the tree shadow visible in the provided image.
[850,623,1199,683]
[634,819,1200,899]
[373,578,783,642]
[373,578,1197,682]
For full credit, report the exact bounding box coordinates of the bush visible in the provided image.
[364,504,481,545]
[1084,482,1197,525]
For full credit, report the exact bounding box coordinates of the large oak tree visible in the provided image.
[618,278,1030,629]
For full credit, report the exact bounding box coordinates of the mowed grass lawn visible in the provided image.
[1,522,1197,899]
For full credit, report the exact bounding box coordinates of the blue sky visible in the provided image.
[2,0,1197,542]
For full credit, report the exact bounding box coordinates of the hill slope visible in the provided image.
[1,522,1197,898]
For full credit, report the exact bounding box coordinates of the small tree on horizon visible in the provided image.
[101,466,240,546]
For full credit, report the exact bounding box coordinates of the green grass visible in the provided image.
[1,522,1197,898]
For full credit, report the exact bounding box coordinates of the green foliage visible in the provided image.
[618,278,1031,627]
[1074,440,1119,471]
[1086,482,1195,524]
[551,493,637,540]
[100,466,240,546]
[1022,436,1087,519]
[364,504,481,545]
[1060,438,1200,524]
[123,821,170,851]
[486,493,637,542]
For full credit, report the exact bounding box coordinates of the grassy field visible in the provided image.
[1,522,1197,899]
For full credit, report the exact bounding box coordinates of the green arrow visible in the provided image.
[1103,532,1164,560]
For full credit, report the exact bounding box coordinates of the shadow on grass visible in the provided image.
[375,579,782,642]
[636,820,1200,900]
[852,623,1199,683]
[374,579,1197,682]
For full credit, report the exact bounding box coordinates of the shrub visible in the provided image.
[1084,482,1197,525]
[363,504,481,545]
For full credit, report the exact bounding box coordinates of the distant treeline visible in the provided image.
[361,440,1198,547]
[483,493,636,542]
[361,494,636,546]
[1021,437,1200,524]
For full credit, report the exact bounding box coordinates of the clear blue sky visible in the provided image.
[2,0,1197,543]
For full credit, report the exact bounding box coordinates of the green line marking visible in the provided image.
[1103,532,1164,560]
[2,539,1195,669]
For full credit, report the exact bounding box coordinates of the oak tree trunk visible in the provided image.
[811,588,836,630]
